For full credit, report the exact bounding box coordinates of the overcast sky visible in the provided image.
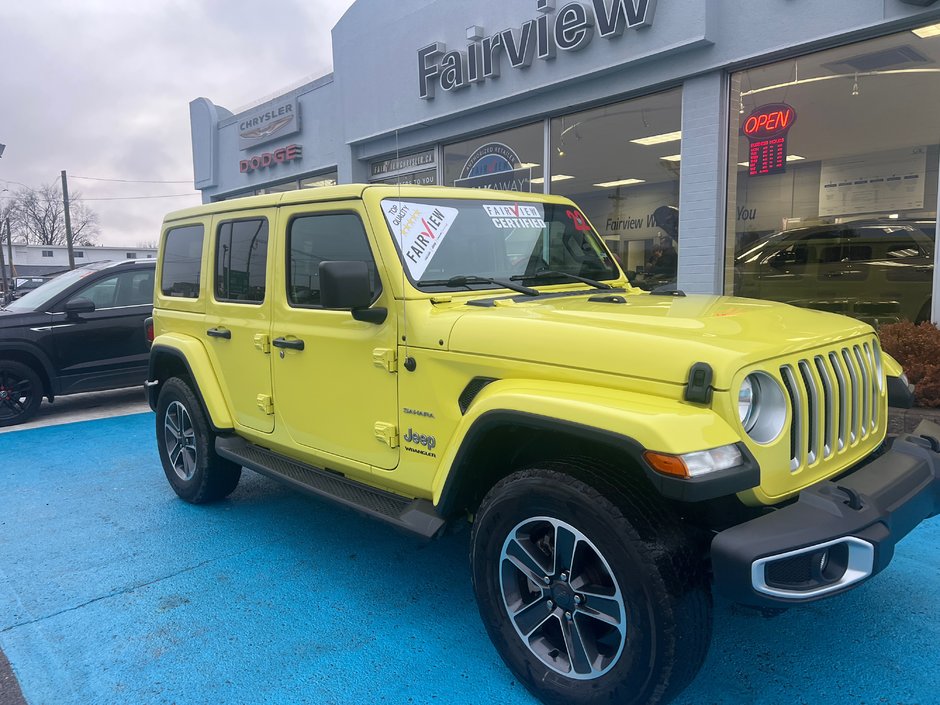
[0,0,355,247]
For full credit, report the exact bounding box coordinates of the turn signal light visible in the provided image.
[643,451,689,478]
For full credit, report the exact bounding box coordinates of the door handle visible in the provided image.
[272,336,305,351]
[206,327,232,339]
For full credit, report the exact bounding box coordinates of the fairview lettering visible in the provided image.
[418,0,657,99]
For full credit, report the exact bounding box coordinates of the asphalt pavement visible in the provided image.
[0,410,938,704]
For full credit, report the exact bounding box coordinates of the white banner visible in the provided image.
[819,146,927,217]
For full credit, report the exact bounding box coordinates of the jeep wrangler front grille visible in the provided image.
[780,340,883,472]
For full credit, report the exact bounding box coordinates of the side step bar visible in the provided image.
[215,436,446,539]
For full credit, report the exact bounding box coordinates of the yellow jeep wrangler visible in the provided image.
[147,185,939,705]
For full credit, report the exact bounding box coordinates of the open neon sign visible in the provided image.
[741,103,797,177]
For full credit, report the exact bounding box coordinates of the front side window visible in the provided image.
[287,213,380,307]
[380,198,618,290]
[68,269,155,309]
[161,225,204,298]
[215,218,269,304]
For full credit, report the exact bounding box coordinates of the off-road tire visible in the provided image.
[156,377,241,503]
[0,360,43,428]
[470,460,711,705]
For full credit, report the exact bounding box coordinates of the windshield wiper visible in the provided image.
[510,270,612,290]
[417,275,539,296]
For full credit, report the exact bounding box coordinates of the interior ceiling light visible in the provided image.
[852,72,860,96]
[530,174,575,184]
[737,155,805,167]
[741,68,940,98]
[630,131,682,146]
[913,23,940,38]
[593,178,646,188]
[555,146,565,157]
[518,162,540,169]
[660,154,681,162]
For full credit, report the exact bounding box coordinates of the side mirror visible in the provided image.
[319,261,386,324]
[64,298,96,316]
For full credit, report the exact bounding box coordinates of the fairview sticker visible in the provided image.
[483,203,546,229]
[381,200,459,279]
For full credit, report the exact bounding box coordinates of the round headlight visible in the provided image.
[738,372,787,444]
[738,377,757,431]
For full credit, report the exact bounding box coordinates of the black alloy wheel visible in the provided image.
[155,377,242,503]
[471,461,712,705]
[0,361,43,428]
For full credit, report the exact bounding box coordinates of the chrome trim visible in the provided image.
[798,361,819,464]
[780,365,803,471]
[814,356,835,459]
[842,349,860,443]
[751,537,875,600]
[829,351,848,451]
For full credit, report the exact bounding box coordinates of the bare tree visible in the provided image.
[136,239,159,249]
[6,181,100,246]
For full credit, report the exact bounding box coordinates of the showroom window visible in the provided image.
[215,218,269,304]
[161,225,204,298]
[727,27,940,324]
[443,123,544,192]
[549,88,683,290]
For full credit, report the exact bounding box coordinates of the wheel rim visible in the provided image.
[0,370,34,423]
[164,401,197,481]
[499,516,627,680]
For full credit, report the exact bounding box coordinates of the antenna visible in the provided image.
[395,128,410,365]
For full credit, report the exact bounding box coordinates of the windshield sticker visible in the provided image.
[565,209,592,232]
[483,203,546,229]
[382,200,458,279]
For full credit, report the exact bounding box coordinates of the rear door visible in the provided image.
[203,211,275,434]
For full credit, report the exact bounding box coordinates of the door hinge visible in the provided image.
[372,347,397,373]
[256,394,274,415]
[254,334,271,354]
[373,422,399,448]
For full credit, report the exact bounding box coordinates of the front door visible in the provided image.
[51,266,154,394]
[271,204,398,471]
[203,212,275,434]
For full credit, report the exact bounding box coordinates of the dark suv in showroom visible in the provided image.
[735,219,935,325]
[0,259,155,427]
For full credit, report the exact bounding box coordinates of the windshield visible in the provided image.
[380,197,620,291]
[4,263,109,312]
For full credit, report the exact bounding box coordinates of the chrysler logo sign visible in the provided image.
[418,0,657,100]
[237,98,301,150]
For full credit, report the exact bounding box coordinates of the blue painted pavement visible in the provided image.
[0,413,938,704]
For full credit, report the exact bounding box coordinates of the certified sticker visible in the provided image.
[382,200,458,279]
[483,203,546,229]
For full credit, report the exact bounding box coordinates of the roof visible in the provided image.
[163,184,575,223]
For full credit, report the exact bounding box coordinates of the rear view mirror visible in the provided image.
[64,298,96,315]
[319,261,387,324]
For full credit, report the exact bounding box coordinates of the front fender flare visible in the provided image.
[432,379,756,510]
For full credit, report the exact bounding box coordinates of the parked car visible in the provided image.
[146,185,938,705]
[0,259,155,426]
[735,219,935,324]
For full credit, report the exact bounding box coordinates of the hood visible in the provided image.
[0,307,49,329]
[446,292,873,389]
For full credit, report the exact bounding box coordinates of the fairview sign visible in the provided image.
[418,0,657,100]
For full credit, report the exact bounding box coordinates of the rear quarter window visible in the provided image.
[161,225,204,298]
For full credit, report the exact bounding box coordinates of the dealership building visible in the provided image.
[189,0,940,323]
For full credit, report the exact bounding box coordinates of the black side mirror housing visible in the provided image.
[319,261,387,324]
[64,298,96,316]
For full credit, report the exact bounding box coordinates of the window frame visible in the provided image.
[160,223,205,299]
[284,209,383,311]
[212,215,270,306]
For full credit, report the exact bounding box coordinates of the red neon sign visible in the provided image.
[742,103,797,177]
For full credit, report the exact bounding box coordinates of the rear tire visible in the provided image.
[0,360,43,428]
[156,377,241,503]
[470,461,711,705]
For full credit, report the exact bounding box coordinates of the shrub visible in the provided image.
[879,321,940,408]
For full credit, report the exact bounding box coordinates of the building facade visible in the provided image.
[189,0,940,324]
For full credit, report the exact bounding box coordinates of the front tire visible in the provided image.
[471,463,711,705]
[0,360,43,428]
[155,377,241,503]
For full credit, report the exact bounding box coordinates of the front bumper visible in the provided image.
[711,420,940,607]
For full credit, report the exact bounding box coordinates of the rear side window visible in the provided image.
[288,213,380,307]
[161,225,204,298]
[215,218,269,304]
